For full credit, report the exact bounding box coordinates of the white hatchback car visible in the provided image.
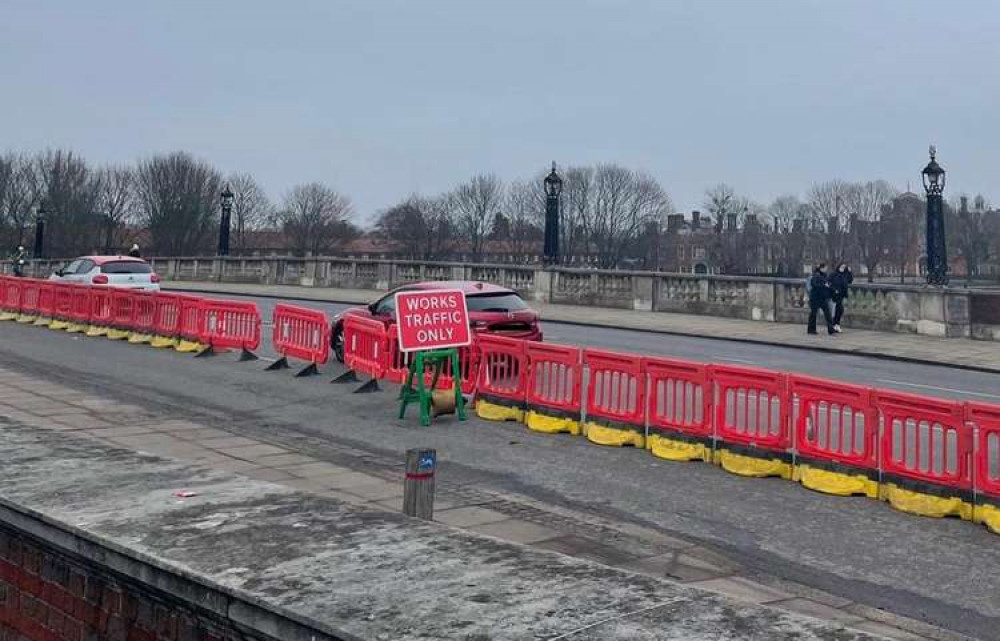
[49,256,161,291]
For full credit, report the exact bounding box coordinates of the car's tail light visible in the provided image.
[92,274,109,285]
[151,273,161,283]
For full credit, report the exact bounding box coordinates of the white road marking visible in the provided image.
[876,379,1000,400]
[713,356,755,364]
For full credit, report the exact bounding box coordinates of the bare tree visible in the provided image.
[135,152,222,255]
[227,173,273,254]
[280,182,356,256]
[704,184,761,273]
[503,178,544,259]
[94,165,136,253]
[374,195,457,261]
[767,195,807,276]
[807,179,853,262]
[35,150,104,257]
[0,153,40,249]
[561,166,594,264]
[847,179,898,282]
[949,194,993,284]
[449,174,504,262]
[584,165,672,269]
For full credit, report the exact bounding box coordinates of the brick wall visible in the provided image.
[0,526,268,641]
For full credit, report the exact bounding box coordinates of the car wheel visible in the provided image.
[332,324,345,363]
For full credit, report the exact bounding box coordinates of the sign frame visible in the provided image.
[393,288,472,353]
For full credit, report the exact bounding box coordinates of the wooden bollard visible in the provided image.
[403,448,436,520]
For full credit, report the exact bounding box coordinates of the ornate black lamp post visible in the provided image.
[543,162,562,266]
[218,185,234,257]
[33,203,46,259]
[922,145,948,286]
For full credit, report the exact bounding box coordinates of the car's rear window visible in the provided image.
[466,293,528,312]
[101,261,151,274]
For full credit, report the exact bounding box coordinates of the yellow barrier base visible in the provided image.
[85,325,109,337]
[175,339,205,353]
[974,504,1000,535]
[64,322,85,334]
[16,314,36,324]
[793,464,878,499]
[880,483,973,521]
[49,319,70,331]
[715,449,792,479]
[646,433,711,463]
[525,410,580,435]
[32,317,53,327]
[107,328,130,341]
[583,422,645,448]
[128,332,152,345]
[150,335,178,349]
[0,311,16,321]
[475,399,524,423]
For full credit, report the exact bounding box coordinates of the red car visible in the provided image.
[332,281,542,362]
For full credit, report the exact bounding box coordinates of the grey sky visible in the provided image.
[2,0,998,223]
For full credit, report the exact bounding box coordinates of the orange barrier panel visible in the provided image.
[344,316,388,379]
[583,348,645,447]
[19,280,40,319]
[108,289,135,338]
[66,285,91,332]
[644,356,713,462]
[199,298,261,355]
[789,374,878,497]
[87,287,113,335]
[175,296,205,352]
[969,402,1000,533]
[875,389,972,520]
[475,335,528,422]
[52,283,73,321]
[711,364,791,478]
[272,304,331,371]
[386,333,479,395]
[524,342,583,435]
[153,294,182,336]
[36,282,55,322]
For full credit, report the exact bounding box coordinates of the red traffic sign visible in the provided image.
[394,289,471,352]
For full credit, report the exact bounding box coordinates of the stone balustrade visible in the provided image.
[6,255,1000,341]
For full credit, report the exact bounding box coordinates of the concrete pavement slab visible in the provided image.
[686,576,793,604]
[434,506,511,528]
[470,518,561,544]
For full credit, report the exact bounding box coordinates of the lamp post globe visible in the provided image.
[922,146,948,286]
[218,185,235,257]
[542,162,562,266]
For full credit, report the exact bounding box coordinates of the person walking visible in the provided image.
[829,262,853,333]
[10,246,25,277]
[127,244,141,258]
[807,263,835,335]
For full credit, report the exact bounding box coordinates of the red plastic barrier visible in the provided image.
[584,348,645,429]
[69,286,91,325]
[344,316,388,379]
[476,335,527,407]
[644,356,712,442]
[20,280,40,315]
[525,342,583,419]
[178,295,204,341]
[132,291,157,334]
[875,389,972,496]
[1,277,22,313]
[273,304,330,365]
[52,284,74,320]
[200,299,261,351]
[89,287,113,326]
[153,294,182,337]
[111,289,135,329]
[791,374,877,472]
[712,365,790,454]
[37,282,55,318]
[969,402,1000,502]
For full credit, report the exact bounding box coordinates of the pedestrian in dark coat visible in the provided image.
[807,263,835,335]
[829,262,853,332]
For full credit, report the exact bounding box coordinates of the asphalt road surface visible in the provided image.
[1,303,998,639]
[212,290,1000,402]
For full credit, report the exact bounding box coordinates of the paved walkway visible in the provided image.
[0,364,967,641]
[166,280,1000,373]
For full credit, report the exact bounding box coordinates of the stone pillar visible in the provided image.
[916,290,947,337]
[943,290,971,338]
[301,258,317,287]
[632,275,654,311]
[747,282,776,322]
[533,269,553,304]
[377,262,392,290]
